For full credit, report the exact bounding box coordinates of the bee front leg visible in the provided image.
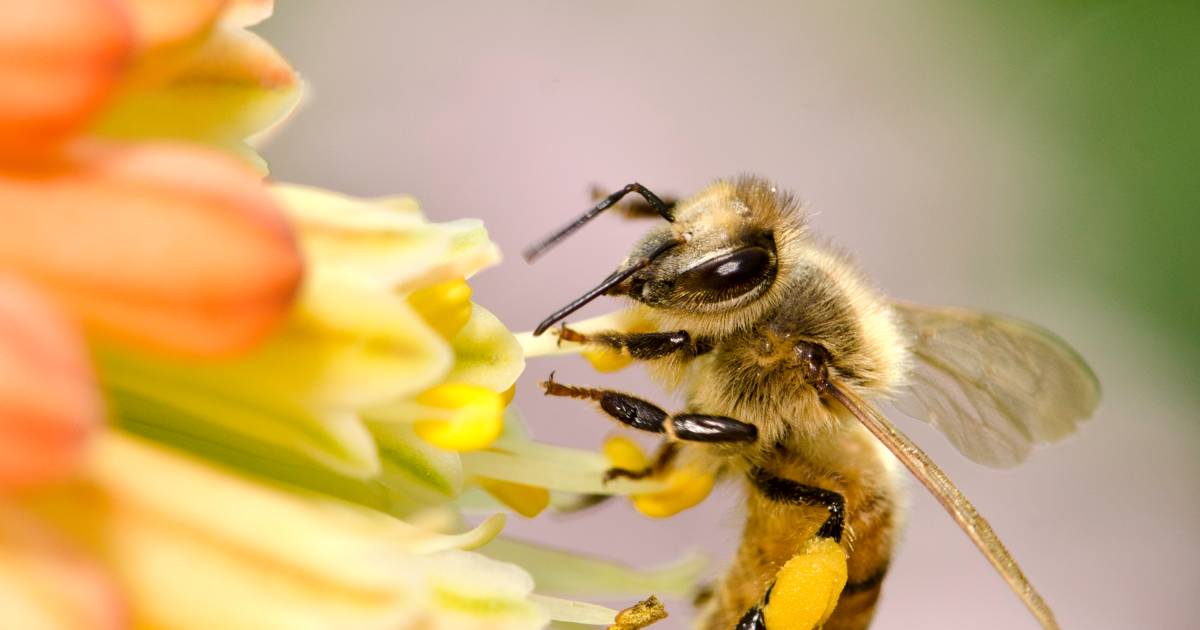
[558,325,713,360]
[540,374,757,443]
[588,184,679,219]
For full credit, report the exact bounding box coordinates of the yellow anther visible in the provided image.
[609,595,668,630]
[413,383,504,451]
[631,466,715,518]
[602,436,714,518]
[582,348,634,373]
[407,278,473,339]
[499,384,516,406]
[762,537,848,630]
[476,477,550,518]
[603,436,650,471]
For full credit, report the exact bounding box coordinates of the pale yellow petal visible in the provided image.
[82,434,502,587]
[424,551,547,630]
[484,538,706,599]
[100,344,383,479]
[528,594,619,625]
[445,304,526,392]
[271,183,501,293]
[95,25,301,147]
[34,436,545,629]
[371,422,465,502]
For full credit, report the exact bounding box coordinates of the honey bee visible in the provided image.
[523,177,1099,630]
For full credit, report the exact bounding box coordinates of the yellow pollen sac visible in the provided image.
[602,436,714,517]
[407,278,473,339]
[762,537,848,630]
[582,348,634,373]
[476,477,550,518]
[413,383,504,451]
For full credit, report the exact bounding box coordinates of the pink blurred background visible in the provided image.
[258,3,1199,628]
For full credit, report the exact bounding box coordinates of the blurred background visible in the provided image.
[258,2,1198,628]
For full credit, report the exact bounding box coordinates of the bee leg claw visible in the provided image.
[556,323,587,346]
[604,466,653,484]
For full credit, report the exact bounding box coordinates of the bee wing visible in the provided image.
[826,382,1060,630]
[892,303,1100,468]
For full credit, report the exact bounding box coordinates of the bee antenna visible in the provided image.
[532,238,679,335]
[522,183,674,262]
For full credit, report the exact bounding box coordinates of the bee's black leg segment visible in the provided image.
[590,184,678,219]
[541,376,758,443]
[604,441,679,482]
[541,375,668,433]
[735,582,774,630]
[735,605,766,630]
[559,326,712,359]
[749,467,846,542]
[669,414,758,443]
[523,182,674,262]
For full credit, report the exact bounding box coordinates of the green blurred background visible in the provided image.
[259,2,1199,628]
[975,2,1199,390]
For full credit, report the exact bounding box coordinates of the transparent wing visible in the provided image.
[892,303,1100,468]
[826,383,1060,630]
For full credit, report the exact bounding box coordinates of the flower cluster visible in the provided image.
[0,2,703,628]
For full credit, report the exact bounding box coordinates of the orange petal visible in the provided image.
[0,275,101,492]
[123,0,226,52]
[0,505,128,630]
[0,0,133,159]
[223,0,273,27]
[118,0,227,86]
[0,142,304,357]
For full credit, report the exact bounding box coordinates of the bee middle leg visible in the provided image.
[603,441,679,482]
[540,375,758,443]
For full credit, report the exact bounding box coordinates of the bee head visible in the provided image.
[527,177,804,336]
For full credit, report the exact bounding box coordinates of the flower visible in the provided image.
[1,2,704,628]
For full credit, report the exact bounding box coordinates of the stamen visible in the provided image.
[408,278,473,339]
[413,383,504,451]
[602,437,714,518]
[475,478,550,518]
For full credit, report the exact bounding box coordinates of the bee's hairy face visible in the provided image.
[618,211,779,314]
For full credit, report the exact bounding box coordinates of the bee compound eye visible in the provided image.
[676,246,773,300]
